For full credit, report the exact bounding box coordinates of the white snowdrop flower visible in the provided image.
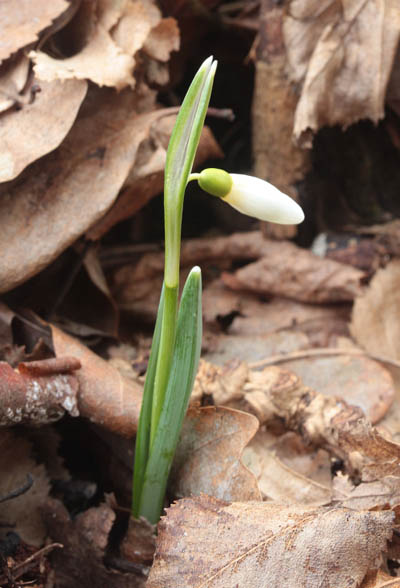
[196,168,304,225]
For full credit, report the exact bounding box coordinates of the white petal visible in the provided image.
[224,174,304,224]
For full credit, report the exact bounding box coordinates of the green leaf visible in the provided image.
[132,285,164,518]
[138,267,202,524]
[164,57,217,288]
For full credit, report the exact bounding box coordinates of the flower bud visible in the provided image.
[198,169,304,225]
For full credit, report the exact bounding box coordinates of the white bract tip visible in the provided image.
[223,174,304,225]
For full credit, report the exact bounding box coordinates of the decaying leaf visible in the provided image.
[0,0,69,63]
[0,357,80,427]
[43,498,145,587]
[222,240,365,303]
[171,406,261,502]
[147,495,393,588]
[51,325,142,437]
[0,430,50,546]
[284,0,400,146]
[0,78,87,182]
[351,259,400,360]
[120,515,156,565]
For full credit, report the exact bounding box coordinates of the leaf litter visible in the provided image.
[2,0,400,586]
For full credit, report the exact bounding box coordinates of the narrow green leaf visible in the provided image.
[138,267,202,524]
[164,57,217,288]
[132,285,165,517]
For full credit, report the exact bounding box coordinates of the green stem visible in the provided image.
[150,284,178,448]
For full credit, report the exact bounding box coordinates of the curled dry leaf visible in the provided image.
[222,240,365,303]
[0,430,50,546]
[171,406,261,502]
[0,357,80,427]
[147,495,393,588]
[0,78,87,182]
[50,325,142,437]
[243,366,400,482]
[284,0,400,146]
[0,0,69,63]
[0,87,178,293]
[351,260,400,360]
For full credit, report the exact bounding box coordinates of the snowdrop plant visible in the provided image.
[132,57,304,524]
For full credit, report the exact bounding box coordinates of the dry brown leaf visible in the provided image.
[279,354,395,424]
[147,495,393,588]
[0,86,176,293]
[203,279,350,346]
[0,78,87,182]
[51,325,142,437]
[243,366,400,483]
[284,0,400,146]
[120,516,156,564]
[334,475,400,511]
[222,240,365,303]
[43,498,144,587]
[192,359,250,406]
[0,430,50,546]
[30,25,135,90]
[0,52,30,113]
[243,429,332,506]
[360,569,400,588]
[113,232,361,314]
[0,0,69,64]
[171,406,261,502]
[351,260,400,360]
[97,0,129,31]
[143,18,180,62]
[252,0,310,239]
[205,331,310,365]
[111,0,160,57]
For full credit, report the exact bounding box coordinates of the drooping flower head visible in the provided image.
[196,168,304,225]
